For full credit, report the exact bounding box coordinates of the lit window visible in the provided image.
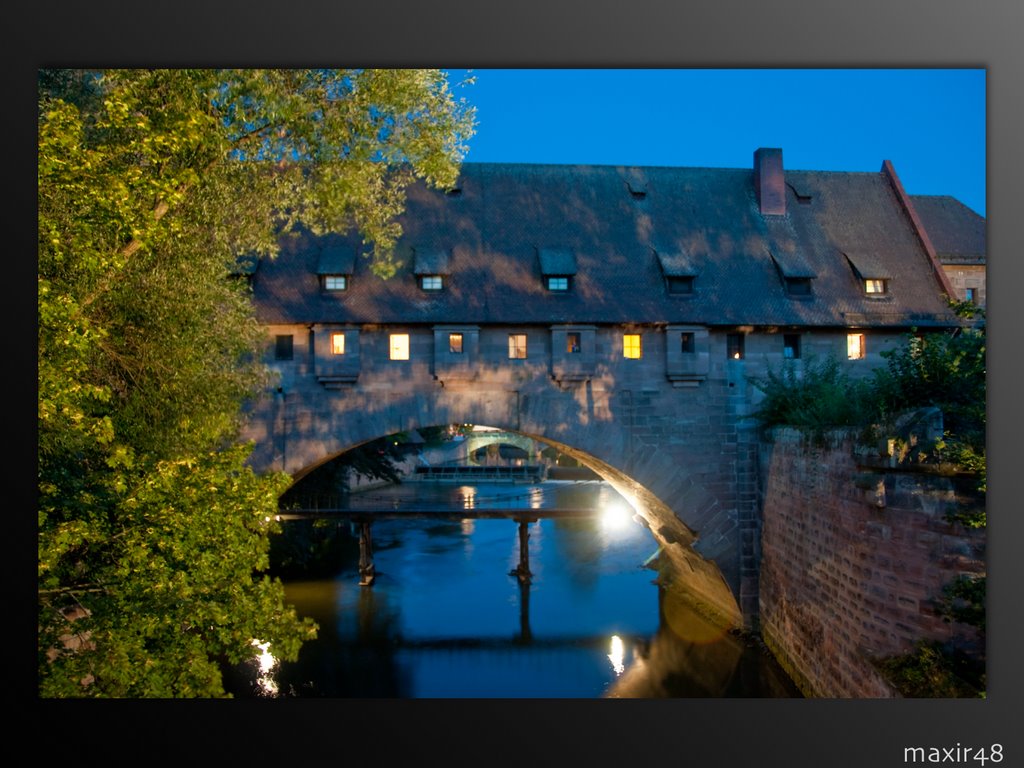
[680,332,695,354]
[449,333,463,354]
[667,276,694,295]
[331,332,345,355]
[390,334,410,360]
[727,334,744,360]
[547,276,569,291]
[421,275,443,291]
[275,335,293,361]
[508,333,527,359]
[783,334,801,360]
[865,279,887,295]
[567,332,581,354]
[847,333,865,360]
[324,275,347,291]
[623,334,642,359]
[964,287,975,303]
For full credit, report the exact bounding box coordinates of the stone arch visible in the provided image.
[269,412,743,630]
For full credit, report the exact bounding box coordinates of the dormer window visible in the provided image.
[654,248,699,297]
[768,244,815,298]
[667,276,694,295]
[864,279,887,295]
[413,247,450,293]
[547,276,570,292]
[538,248,577,293]
[316,239,356,294]
[323,275,348,291]
[785,277,812,296]
[843,251,891,299]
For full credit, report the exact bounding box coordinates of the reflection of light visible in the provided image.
[608,635,625,675]
[601,502,631,531]
[461,519,475,535]
[529,487,543,509]
[251,639,280,696]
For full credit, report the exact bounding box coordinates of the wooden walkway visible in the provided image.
[275,506,599,521]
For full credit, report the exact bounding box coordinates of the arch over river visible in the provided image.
[241,382,753,629]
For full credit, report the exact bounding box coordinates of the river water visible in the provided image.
[225,480,802,698]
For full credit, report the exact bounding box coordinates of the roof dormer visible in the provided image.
[538,248,577,292]
[843,250,892,296]
[316,240,357,292]
[413,247,451,291]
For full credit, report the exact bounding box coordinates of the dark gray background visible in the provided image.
[20,1,1021,765]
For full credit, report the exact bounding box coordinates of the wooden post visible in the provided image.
[511,519,532,583]
[518,577,533,642]
[358,520,375,586]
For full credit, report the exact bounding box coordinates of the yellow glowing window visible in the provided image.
[847,333,865,360]
[623,334,642,359]
[390,334,410,360]
[331,332,345,355]
[449,333,463,354]
[865,279,887,295]
[508,334,527,359]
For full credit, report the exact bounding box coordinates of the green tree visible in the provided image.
[870,302,986,493]
[38,69,475,696]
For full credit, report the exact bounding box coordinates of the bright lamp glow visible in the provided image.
[601,502,631,531]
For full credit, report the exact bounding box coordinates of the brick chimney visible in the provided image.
[754,147,786,215]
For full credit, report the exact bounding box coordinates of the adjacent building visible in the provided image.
[910,194,987,307]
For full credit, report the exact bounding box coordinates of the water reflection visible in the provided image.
[608,635,626,676]
[226,481,801,698]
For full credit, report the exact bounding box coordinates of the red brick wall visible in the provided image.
[758,428,985,698]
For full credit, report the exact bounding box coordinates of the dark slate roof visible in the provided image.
[413,247,450,275]
[909,195,986,265]
[251,161,965,329]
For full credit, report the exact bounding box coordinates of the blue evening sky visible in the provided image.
[445,69,986,217]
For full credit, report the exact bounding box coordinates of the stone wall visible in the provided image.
[758,427,985,698]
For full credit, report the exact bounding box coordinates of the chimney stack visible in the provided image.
[754,147,786,215]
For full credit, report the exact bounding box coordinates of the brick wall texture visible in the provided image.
[758,428,985,698]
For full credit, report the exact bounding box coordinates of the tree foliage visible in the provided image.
[750,353,876,442]
[753,301,985,487]
[38,68,475,696]
[870,303,986,492]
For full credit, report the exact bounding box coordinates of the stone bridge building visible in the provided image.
[238,148,977,628]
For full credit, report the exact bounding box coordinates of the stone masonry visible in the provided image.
[758,428,985,698]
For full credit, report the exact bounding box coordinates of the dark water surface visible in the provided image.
[226,480,802,698]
